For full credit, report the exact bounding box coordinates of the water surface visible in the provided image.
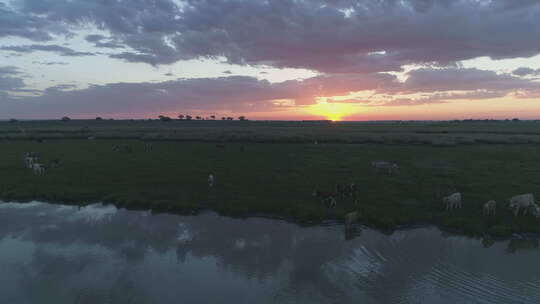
[1,201,539,304]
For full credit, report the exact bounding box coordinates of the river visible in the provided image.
[0,201,539,304]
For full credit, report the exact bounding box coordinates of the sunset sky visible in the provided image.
[2,0,540,120]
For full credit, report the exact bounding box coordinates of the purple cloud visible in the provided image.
[1,0,538,70]
[0,66,25,92]
[0,44,94,57]
[513,67,540,76]
[399,68,536,93]
[2,68,539,118]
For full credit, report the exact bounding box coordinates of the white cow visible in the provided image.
[208,174,214,188]
[530,203,540,219]
[483,200,496,216]
[32,163,45,175]
[508,193,535,216]
[344,211,359,229]
[24,156,37,168]
[327,196,337,208]
[371,161,399,174]
[443,192,462,210]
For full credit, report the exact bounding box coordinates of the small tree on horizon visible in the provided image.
[95,117,103,121]
[210,115,216,120]
[185,115,192,120]
[158,115,172,121]
[178,114,185,120]
[221,117,226,120]
[238,116,246,121]
[61,116,71,122]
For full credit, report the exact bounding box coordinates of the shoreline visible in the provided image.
[2,122,540,239]
[2,197,535,242]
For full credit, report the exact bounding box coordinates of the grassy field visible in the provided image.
[2,119,540,237]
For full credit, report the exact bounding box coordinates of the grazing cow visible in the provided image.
[508,193,535,216]
[313,190,337,208]
[208,174,215,188]
[349,183,359,199]
[50,159,61,168]
[335,183,346,197]
[336,183,356,198]
[112,144,132,153]
[25,152,38,158]
[483,200,497,216]
[32,163,45,175]
[442,192,462,210]
[327,196,337,208]
[371,161,399,175]
[530,203,540,219]
[24,156,37,168]
[344,211,359,229]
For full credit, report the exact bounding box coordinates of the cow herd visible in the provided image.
[22,143,540,233]
[313,160,398,209]
[441,192,540,218]
[111,143,153,153]
[23,152,61,175]
[338,161,540,229]
[313,183,359,208]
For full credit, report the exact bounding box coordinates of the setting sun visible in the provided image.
[308,101,360,121]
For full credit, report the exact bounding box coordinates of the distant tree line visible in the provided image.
[156,114,247,122]
[68,115,250,122]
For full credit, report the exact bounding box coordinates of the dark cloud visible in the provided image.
[0,5,52,41]
[85,34,105,43]
[85,34,124,49]
[0,66,25,92]
[1,0,537,70]
[400,68,536,93]
[0,66,21,75]
[0,73,395,118]
[109,52,171,65]
[0,44,95,57]
[513,67,540,76]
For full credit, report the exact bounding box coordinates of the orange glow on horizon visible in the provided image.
[308,101,361,121]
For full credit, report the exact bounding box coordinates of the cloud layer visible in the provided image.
[1,0,540,118]
[1,0,539,70]
[2,67,539,118]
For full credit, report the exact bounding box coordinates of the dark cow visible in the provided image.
[313,190,337,208]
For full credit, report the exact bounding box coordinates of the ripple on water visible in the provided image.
[1,202,540,304]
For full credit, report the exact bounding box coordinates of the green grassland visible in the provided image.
[2,119,540,237]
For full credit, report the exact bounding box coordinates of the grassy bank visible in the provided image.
[1,120,540,237]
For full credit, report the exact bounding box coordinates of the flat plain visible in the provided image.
[2,119,540,237]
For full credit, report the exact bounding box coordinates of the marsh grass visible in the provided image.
[2,120,540,236]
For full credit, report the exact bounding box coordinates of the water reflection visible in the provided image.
[1,201,540,303]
